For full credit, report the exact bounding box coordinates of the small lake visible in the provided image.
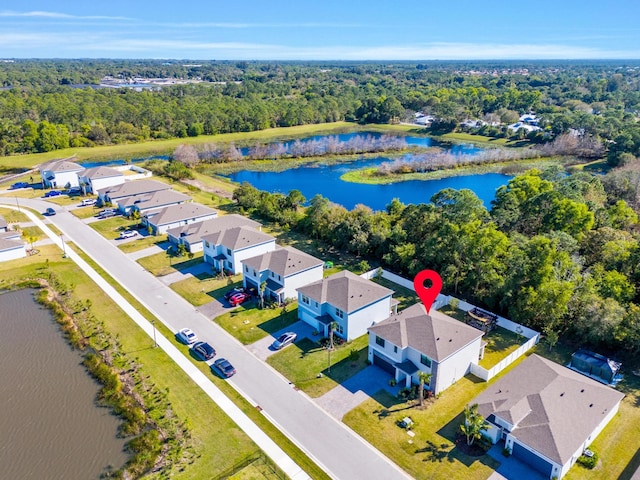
[0,289,128,479]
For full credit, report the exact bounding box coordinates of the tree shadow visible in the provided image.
[434,412,498,469]
[618,446,640,480]
[415,441,454,464]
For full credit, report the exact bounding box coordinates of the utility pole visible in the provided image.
[152,319,157,348]
[60,234,67,258]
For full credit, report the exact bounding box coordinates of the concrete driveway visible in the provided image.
[247,320,316,361]
[487,443,547,480]
[316,365,400,419]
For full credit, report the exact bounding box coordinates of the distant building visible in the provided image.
[78,166,125,194]
[142,203,218,235]
[170,214,262,253]
[96,179,171,206]
[40,157,84,188]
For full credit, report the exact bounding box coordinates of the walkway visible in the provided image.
[247,321,316,361]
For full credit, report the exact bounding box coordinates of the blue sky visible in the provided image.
[2,1,640,60]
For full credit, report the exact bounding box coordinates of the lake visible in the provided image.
[0,289,128,479]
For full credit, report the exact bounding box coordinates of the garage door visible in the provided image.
[512,441,554,478]
[373,353,395,375]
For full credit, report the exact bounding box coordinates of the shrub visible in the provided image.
[502,447,512,457]
[577,451,598,469]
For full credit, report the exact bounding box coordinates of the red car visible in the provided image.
[229,292,251,306]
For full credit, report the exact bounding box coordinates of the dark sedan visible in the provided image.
[212,358,236,378]
[191,341,216,360]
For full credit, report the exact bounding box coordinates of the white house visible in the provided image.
[0,217,26,261]
[296,270,397,340]
[202,226,276,274]
[96,179,171,206]
[142,203,218,235]
[78,166,124,194]
[367,303,484,394]
[39,157,84,189]
[473,354,624,479]
[169,214,262,253]
[119,190,190,216]
[241,246,323,304]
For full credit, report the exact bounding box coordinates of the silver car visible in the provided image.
[271,332,298,350]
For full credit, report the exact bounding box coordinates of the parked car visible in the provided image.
[10,182,29,189]
[80,198,96,207]
[212,358,236,378]
[271,332,298,350]
[118,230,138,239]
[44,207,56,216]
[97,209,116,219]
[224,287,245,300]
[43,190,62,198]
[229,292,251,306]
[176,327,198,345]
[192,341,216,360]
[66,186,82,195]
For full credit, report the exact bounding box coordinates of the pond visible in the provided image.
[0,289,128,479]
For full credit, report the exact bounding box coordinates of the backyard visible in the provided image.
[215,302,299,344]
[267,335,370,398]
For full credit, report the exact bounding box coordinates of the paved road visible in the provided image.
[5,197,411,480]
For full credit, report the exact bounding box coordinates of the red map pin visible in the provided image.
[413,269,442,313]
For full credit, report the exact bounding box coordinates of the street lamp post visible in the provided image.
[60,234,67,258]
[152,319,157,348]
[15,196,20,212]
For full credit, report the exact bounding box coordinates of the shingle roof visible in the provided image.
[40,156,84,173]
[473,354,625,465]
[0,237,24,251]
[119,190,190,209]
[144,203,217,227]
[97,179,170,200]
[81,166,123,180]
[368,303,483,362]
[297,270,393,313]
[242,246,323,277]
[167,214,261,244]
[202,225,274,250]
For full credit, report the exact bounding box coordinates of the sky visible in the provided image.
[2,1,640,60]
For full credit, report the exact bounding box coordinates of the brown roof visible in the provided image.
[119,190,190,209]
[144,203,217,227]
[40,156,83,173]
[81,166,123,180]
[368,303,483,362]
[242,246,323,277]
[202,226,274,251]
[167,214,261,244]
[297,270,393,313]
[97,179,170,200]
[473,354,625,465]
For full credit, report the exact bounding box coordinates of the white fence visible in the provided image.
[362,268,540,381]
[115,164,152,181]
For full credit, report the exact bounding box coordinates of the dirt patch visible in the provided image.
[181,178,233,200]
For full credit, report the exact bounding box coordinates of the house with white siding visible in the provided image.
[170,214,262,253]
[202,226,275,274]
[78,166,124,194]
[96,179,171,206]
[296,270,397,340]
[241,246,323,304]
[142,203,218,235]
[472,354,624,479]
[119,189,190,216]
[39,157,84,189]
[367,303,484,394]
[0,216,26,261]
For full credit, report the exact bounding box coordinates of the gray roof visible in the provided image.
[473,354,624,465]
[97,179,170,200]
[40,157,84,173]
[242,246,323,277]
[368,303,483,362]
[0,237,24,251]
[119,190,190,210]
[167,214,261,244]
[145,203,217,227]
[81,166,123,180]
[297,270,393,313]
[0,230,21,240]
[202,225,274,250]
[0,215,6,230]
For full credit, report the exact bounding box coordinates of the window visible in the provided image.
[271,271,275,278]
[302,295,310,305]
[226,248,231,255]
[205,241,210,248]
[335,308,344,319]
[252,269,256,276]
[393,346,397,353]
[244,265,248,273]
[375,336,385,347]
[278,275,281,281]
[336,324,344,334]
[314,301,318,307]
[420,355,431,368]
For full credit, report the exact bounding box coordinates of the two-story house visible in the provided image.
[367,303,484,394]
[168,214,262,253]
[97,179,171,206]
[142,203,218,235]
[202,226,276,275]
[40,157,84,189]
[120,190,190,216]
[77,166,124,194]
[296,270,397,340]
[241,246,323,304]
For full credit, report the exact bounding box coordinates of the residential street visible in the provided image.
[3,197,411,480]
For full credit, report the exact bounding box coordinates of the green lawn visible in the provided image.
[267,335,370,398]
[215,303,299,344]
[372,276,418,310]
[71,204,101,219]
[0,206,30,223]
[117,233,167,254]
[171,273,242,307]
[478,327,523,369]
[89,216,140,240]
[136,250,203,277]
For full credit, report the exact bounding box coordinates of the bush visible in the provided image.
[577,451,598,469]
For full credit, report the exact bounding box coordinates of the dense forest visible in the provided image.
[1,60,640,167]
[232,165,640,362]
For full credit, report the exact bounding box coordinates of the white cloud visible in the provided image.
[0,10,132,21]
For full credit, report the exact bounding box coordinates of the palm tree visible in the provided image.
[460,403,489,446]
[417,372,432,407]
[327,321,338,373]
[259,281,267,309]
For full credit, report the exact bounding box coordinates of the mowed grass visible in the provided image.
[171,273,242,307]
[478,327,523,369]
[136,250,203,277]
[89,216,140,240]
[372,276,418,310]
[117,234,167,254]
[267,335,370,398]
[215,303,299,344]
[0,206,30,223]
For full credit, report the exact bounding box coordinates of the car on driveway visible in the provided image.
[43,190,62,198]
[224,287,245,300]
[176,327,198,344]
[97,209,116,219]
[80,198,96,207]
[212,358,236,378]
[229,292,251,306]
[271,332,298,350]
[10,182,29,189]
[44,207,56,216]
[118,230,138,239]
[192,341,216,360]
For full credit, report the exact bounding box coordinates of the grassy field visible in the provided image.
[136,250,203,277]
[171,272,242,307]
[267,335,370,398]
[118,233,167,254]
[372,276,418,310]
[477,327,522,369]
[0,206,30,223]
[89,216,140,240]
[215,303,299,344]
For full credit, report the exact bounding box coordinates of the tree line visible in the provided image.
[233,166,640,362]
